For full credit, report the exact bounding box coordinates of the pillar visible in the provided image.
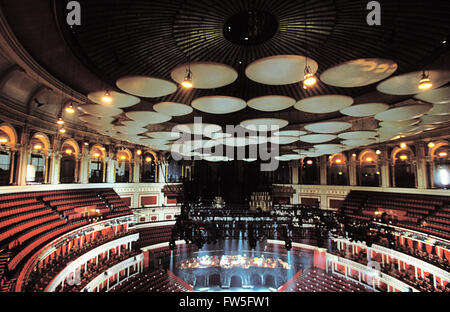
[133,158,140,183]
[349,155,357,186]
[380,147,390,188]
[319,156,327,185]
[106,156,115,183]
[416,141,427,189]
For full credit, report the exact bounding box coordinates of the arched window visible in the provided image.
[116,150,131,183]
[167,156,182,183]
[357,150,380,186]
[391,147,416,188]
[430,144,450,189]
[27,134,50,184]
[60,142,77,183]
[328,153,348,185]
[299,157,319,185]
[0,125,17,186]
[141,152,157,182]
[89,146,105,183]
[273,161,291,184]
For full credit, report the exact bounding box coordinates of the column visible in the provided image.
[349,154,357,186]
[380,148,390,188]
[133,157,140,183]
[79,145,90,184]
[158,162,168,183]
[16,130,31,186]
[106,156,116,183]
[320,156,327,185]
[291,161,299,184]
[415,141,427,189]
[49,150,61,184]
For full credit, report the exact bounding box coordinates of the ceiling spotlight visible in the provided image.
[303,66,317,89]
[57,117,65,125]
[65,104,75,114]
[181,69,193,88]
[418,71,433,90]
[101,90,112,103]
[59,128,66,134]
[428,142,435,148]
[376,149,381,155]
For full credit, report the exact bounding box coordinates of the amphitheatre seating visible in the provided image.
[288,268,371,292]
[135,225,173,249]
[111,269,188,292]
[341,191,450,239]
[0,188,132,279]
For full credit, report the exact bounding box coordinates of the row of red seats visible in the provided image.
[7,221,88,271]
[0,198,37,210]
[0,203,46,220]
[0,208,53,230]
[8,219,67,249]
[0,213,60,241]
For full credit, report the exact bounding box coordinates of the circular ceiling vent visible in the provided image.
[223,10,278,45]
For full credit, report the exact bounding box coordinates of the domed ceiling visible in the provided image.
[1,0,449,154]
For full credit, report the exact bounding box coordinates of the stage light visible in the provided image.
[418,71,433,90]
[65,104,75,114]
[428,142,435,148]
[101,90,112,103]
[56,117,64,125]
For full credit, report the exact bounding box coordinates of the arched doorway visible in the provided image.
[430,144,450,189]
[27,133,50,184]
[0,124,17,186]
[300,157,319,185]
[141,152,157,182]
[116,150,132,182]
[264,274,275,287]
[195,275,207,288]
[89,146,105,183]
[328,153,348,185]
[167,156,183,183]
[230,275,243,288]
[392,146,416,188]
[358,150,380,186]
[208,274,221,287]
[60,140,79,183]
[250,274,262,286]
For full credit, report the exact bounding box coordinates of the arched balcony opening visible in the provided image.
[27,133,50,184]
[357,150,380,187]
[89,146,106,183]
[116,150,132,183]
[299,157,319,185]
[429,143,450,189]
[141,152,157,183]
[391,146,416,188]
[167,156,182,183]
[59,141,79,184]
[0,124,17,186]
[328,153,348,185]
